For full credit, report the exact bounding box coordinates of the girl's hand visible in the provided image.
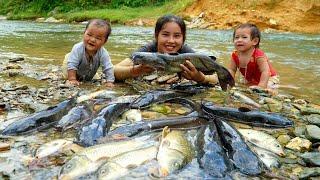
[104,82,114,88]
[131,64,155,77]
[180,60,205,83]
[66,79,80,86]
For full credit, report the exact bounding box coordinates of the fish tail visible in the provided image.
[216,66,235,91]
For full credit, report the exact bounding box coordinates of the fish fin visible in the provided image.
[217,66,235,91]
[161,126,170,139]
[96,157,109,163]
[126,164,138,169]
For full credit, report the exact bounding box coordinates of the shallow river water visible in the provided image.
[0,20,319,104]
[0,20,320,179]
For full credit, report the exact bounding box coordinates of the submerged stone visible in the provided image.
[299,167,320,179]
[285,137,312,152]
[277,135,291,145]
[305,125,320,142]
[299,152,320,166]
[305,114,320,126]
[294,126,306,138]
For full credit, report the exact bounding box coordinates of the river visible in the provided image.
[0,20,319,104]
[0,20,320,179]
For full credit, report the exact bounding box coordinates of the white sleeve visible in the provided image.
[67,43,83,70]
[100,49,115,82]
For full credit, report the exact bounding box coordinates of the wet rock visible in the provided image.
[157,73,177,83]
[0,142,10,152]
[305,114,320,126]
[294,99,308,106]
[294,126,306,138]
[8,69,20,77]
[5,63,22,70]
[292,166,303,177]
[285,137,312,152]
[305,125,320,141]
[8,57,24,63]
[141,111,165,119]
[44,17,59,23]
[35,17,45,22]
[280,157,299,164]
[150,104,171,114]
[300,106,320,115]
[143,74,158,81]
[263,97,282,112]
[299,167,320,179]
[299,152,320,166]
[277,135,291,145]
[174,107,190,115]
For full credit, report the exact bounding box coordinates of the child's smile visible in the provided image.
[83,24,107,54]
[233,27,258,52]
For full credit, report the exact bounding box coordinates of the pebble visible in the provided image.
[285,137,312,152]
[299,167,320,179]
[305,125,320,141]
[294,126,306,138]
[305,114,320,126]
[299,152,320,166]
[0,142,10,152]
[277,134,291,145]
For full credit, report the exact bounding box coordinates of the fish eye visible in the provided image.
[173,161,180,168]
[99,168,108,175]
[66,163,73,169]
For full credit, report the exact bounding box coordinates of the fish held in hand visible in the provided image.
[131,52,235,90]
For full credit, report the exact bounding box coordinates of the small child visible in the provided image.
[63,19,114,87]
[229,23,279,90]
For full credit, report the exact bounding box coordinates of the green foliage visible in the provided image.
[108,0,168,8]
[0,0,194,22]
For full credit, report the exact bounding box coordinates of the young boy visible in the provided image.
[63,19,114,87]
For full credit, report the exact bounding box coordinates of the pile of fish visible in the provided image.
[0,87,299,179]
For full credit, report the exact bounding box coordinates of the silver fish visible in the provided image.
[238,129,285,156]
[97,145,157,180]
[59,136,155,179]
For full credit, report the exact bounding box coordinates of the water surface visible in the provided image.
[1,20,319,104]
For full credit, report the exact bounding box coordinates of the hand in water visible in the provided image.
[180,60,205,83]
[104,82,114,88]
[131,64,155,77]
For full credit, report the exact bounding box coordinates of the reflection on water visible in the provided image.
[0,20,319,104]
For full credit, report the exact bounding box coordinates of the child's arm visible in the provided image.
[256,57,270,88]
[114,58,155,81]
[66,70,80,86]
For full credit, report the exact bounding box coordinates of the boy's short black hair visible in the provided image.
[154,14,186,43]
[233,23,261,48]
[85,19,112,41]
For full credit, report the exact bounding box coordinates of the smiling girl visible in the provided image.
[114,14,217,84]
[229,23,279,90]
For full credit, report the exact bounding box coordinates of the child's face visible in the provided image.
[83,24,107,55]
[156,22,184,54]
[233,27,258,52]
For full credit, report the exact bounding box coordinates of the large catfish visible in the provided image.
[131,52,235,90]
[2,97,77,135]
[201,101,293,128]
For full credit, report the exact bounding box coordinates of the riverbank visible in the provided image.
[180,0,320,34]
[1,0,319,34]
